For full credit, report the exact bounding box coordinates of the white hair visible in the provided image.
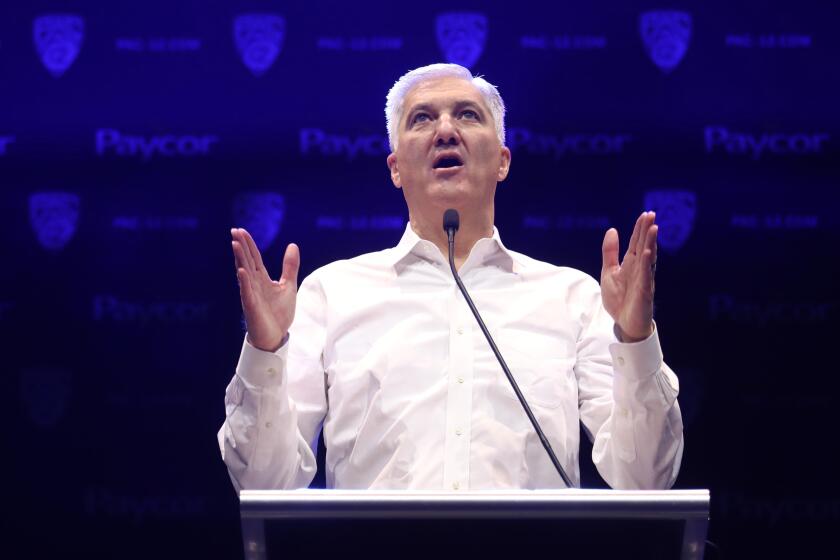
[385,63,506,152]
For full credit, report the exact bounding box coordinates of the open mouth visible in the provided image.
[433,154,464,170]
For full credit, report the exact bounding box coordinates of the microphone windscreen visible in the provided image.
[443,208,460,232]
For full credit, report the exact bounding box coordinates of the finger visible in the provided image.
[648,223,658,274]
[638,220,656,268]
[231,240,251,275]
[601,228,620,272]
[624,212,646,259]
[279,243,300,288]
[635,212,653,258]
[232,228,256,272]
[641,225,658,291]
[646,222,658,255]
[641,247,655,294]
[240,228,266,273]
[236,267,256,308]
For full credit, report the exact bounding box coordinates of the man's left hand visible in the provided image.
[600,211,658,343]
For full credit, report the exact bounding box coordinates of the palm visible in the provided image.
[245,263,296,341]
[600,212,658,342]
[231,228,300,352]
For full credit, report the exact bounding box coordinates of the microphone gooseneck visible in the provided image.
[442,208,575,488]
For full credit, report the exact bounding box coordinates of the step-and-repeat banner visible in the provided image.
[2,1,838,557]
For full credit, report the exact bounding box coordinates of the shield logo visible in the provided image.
[643,190,696,252]
[639,11,692,73]
[20,367,72,428]
[29,192,80,251]
[233,192,285,250]
[233,13,285,77]
[33,14,85,77]
[435,12,487,68]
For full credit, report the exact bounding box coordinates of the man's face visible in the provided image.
[387,76,511,219]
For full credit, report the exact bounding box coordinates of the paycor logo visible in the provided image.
[93,295,210,324]
[300,129,390,160]
[95,129,219,160]
[709,294,834,326]
[507,128,632,158]
[705,127,829,159]
[85,487,207,523]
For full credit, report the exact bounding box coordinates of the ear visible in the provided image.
[387,152,402,189]
[497,146,511,182]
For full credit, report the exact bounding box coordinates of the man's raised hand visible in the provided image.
[231,228,300,352]
[600,211,658,343]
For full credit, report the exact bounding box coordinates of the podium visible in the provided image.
[239,489,709,559]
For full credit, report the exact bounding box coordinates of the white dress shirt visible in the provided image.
[218,224,683,491]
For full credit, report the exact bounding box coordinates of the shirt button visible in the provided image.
[457,377,464,384]
[265,422,272,428]
[616,357,625,367]
[455,428,462,436]
[267,367,277,375]
[456,327,464,335]
[452,481,460,490]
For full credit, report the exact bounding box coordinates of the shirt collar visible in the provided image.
[388,222,520,272]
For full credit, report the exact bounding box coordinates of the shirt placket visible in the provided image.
[442,274,474,491]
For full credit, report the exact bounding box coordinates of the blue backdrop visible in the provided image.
[3,1,839,557]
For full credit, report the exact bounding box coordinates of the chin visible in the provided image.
[428,184,471,207]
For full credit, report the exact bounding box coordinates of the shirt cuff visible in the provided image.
[608,324,663,381]
[235,334,290,388]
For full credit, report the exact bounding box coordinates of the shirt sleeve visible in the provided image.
[574,279,684,490]
[217,274,329,491]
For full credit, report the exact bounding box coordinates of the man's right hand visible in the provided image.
[231,228,300,353]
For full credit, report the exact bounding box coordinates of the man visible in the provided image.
[218,64,683,491]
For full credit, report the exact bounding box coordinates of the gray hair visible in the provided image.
[385,63,506,152]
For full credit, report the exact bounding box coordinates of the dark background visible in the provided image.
[3,1,838,558]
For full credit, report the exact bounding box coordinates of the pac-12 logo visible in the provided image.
[233,193,285,250]
[233,13,285,76]
[29,192,80,251]
[643,190,696,252]
[435,12,487,68]
[20,367,72,428]
[33,14,84,77]
[639,11,692,73]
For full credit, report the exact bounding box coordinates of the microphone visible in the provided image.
[443,208,575,488]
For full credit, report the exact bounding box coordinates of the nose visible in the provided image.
[434,115,460,146]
